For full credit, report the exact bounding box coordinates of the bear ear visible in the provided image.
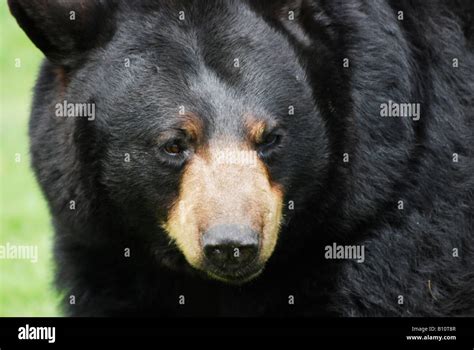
[8,0,117,66]
[253,0,314,47]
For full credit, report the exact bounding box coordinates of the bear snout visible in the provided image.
[201,224,260,278]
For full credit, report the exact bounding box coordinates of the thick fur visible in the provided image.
[10,0,474,316]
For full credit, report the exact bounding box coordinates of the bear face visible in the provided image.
[91,2,329,283]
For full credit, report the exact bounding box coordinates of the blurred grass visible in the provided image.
[0,2,60,316]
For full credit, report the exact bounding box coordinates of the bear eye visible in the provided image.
[261,133,281,147]
[257,131,282,158]
[163,140,185,156]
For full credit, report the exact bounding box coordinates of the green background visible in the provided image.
[0,2,60,316]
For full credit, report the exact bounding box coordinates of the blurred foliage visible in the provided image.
[0,2,60,316]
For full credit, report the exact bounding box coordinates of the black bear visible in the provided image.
[9,0,474,316]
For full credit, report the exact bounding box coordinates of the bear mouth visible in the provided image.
[203,264,265,285]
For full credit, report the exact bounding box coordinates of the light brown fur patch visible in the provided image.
[246,117,267,144]
[180,113,204,143]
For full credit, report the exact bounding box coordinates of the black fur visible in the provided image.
[9,0,474,316]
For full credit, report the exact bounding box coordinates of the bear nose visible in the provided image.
[202,224,259,272]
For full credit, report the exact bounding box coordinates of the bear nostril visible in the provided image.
[232,245,258,264]
[205,246,227,265]
[202,225,259,272]
[204,244,258,269]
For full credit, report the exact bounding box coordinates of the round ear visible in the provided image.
[8,0,117,66]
